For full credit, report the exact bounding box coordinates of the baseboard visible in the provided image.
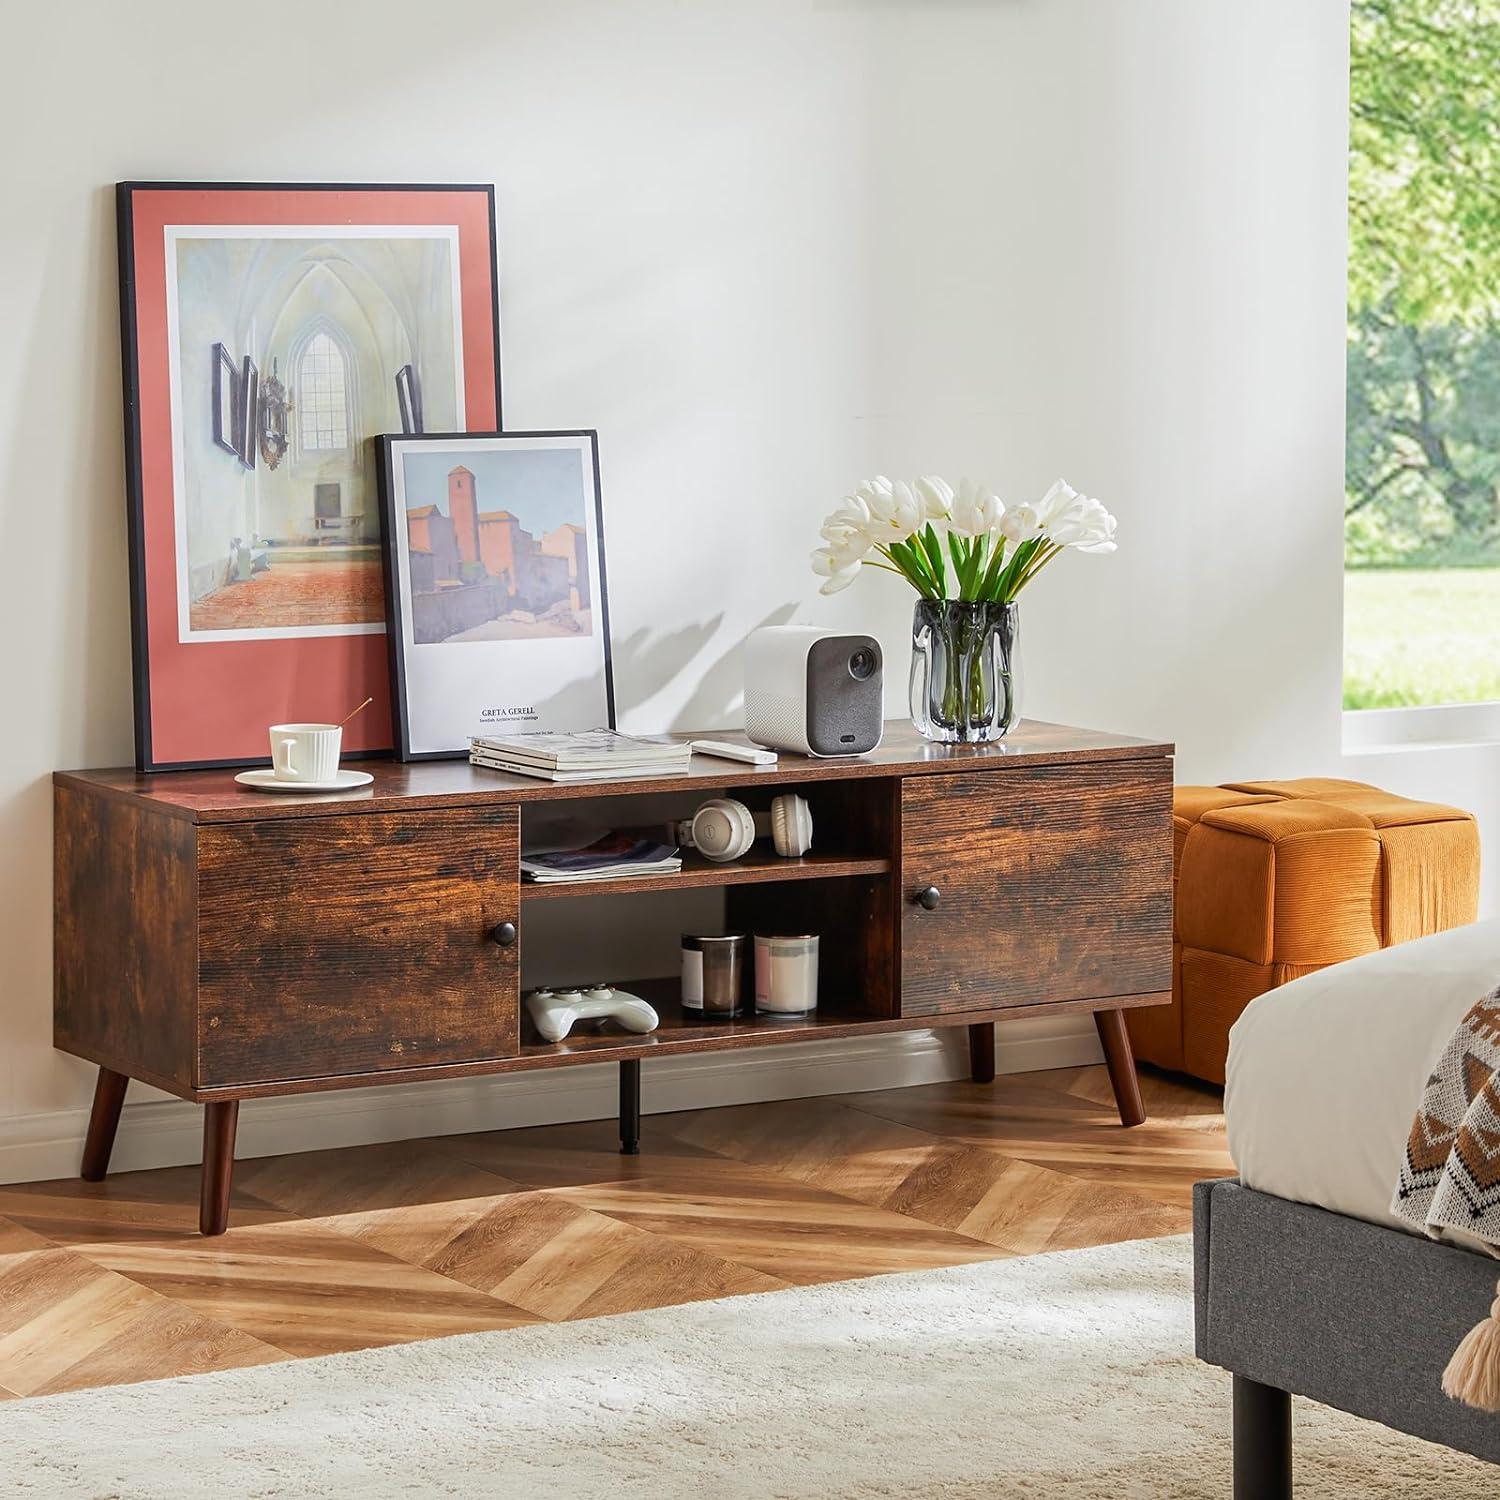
[0,1015,1102,1185]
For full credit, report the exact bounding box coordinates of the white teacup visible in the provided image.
[269,723,342,782]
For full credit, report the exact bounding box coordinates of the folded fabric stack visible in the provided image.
[520,831,682,885]
[470,728,692,783]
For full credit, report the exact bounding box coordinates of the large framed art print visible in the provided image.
[377,432,614,759]
[117,181,502,770]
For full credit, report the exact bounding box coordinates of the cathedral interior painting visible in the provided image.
[169,229,462,639]
[398,446,593,645]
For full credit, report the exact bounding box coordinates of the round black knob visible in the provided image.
[490,921,518,947]
[915,885,940,911]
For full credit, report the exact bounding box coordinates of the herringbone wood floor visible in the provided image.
[0,1064,1229,1399]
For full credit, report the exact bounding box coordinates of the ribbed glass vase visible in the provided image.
[909,599,1021,744]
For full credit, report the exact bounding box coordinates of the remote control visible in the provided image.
[690,739,779,766]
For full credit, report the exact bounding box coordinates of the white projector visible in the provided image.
[744,625,884,757]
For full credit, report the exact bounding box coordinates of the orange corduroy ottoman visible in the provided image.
[1126,777,1480,1085]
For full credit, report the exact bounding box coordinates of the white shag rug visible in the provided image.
[0,1234,1492,1498]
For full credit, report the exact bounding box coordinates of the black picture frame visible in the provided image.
[237,355,258,469]
[376,430,616,762]
[211,342,239,456]
[116,180,505,772]
[396,363,423,435]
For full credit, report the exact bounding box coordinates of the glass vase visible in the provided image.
[909,599,1021,744]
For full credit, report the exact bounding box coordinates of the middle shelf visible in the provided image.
[518,848,892,900]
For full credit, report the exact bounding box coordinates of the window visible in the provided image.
[297,331,349,452]
[1344,1,1500,713]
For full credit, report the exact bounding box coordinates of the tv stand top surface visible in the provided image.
[55,719,1174,824]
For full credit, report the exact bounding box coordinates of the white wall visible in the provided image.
[7,0,1474,1180]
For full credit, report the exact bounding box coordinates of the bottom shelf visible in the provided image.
[512,979,1173,1069]
[196,986,1170,1100]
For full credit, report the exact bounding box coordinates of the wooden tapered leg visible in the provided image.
[1094,1007,1146,1127]
[1233,1374,1292,1499]
[968,1022,996,1084]
[80,1067,130,1182]
[200,1101,239,1236]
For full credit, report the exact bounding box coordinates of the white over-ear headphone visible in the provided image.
[678,794,814,862]
[767,793,814,857]
[688,798,757,862]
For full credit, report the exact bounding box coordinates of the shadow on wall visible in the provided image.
[42,187,135,761]
[0,779,102,1119]
[617,604,800,731]
[0,186,135,1119]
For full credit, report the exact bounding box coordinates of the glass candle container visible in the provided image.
[681,934,747,1019]
[753,934,819,1018]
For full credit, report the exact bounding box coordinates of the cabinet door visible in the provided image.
[197,806,519,1086]
[900,760,1172,1017]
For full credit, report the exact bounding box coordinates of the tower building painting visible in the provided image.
[405,464,592,644]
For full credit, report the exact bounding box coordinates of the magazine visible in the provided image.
[520,830,683,884]
[470,729,690,770]
[471,753,688,784]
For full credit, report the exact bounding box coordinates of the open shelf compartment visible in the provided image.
[516,774,903,1053]
[516,775,899,900]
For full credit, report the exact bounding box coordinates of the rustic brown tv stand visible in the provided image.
[53,720,1173,1236]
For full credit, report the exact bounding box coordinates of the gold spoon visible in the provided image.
[337,696,374,728]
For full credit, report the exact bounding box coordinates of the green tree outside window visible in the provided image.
[1345,0,1500,708]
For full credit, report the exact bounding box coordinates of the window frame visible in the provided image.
[1343,701,1500,754]
[287,318,358,462]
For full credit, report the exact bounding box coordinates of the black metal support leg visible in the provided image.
[1233,1374,1291,1500]
[619,1059,641,1155]
[968,1023,996,1083]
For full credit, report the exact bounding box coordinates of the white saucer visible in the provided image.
[234,769,374,793]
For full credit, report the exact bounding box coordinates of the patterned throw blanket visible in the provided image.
[1394,983,1500,1411]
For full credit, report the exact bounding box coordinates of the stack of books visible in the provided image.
[520,831,683,885]
[469,729,693,783]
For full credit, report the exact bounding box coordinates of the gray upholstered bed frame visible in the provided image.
[1195,1179,1500,1496]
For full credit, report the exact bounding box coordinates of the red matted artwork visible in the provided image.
[116,182,502,771]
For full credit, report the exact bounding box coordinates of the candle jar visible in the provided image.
[681,934,747,1019]
[753,934,819,1018]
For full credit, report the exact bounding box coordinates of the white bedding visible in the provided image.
[1226,919,1500,1238]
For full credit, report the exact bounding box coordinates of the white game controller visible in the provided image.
[525,986,661,1043]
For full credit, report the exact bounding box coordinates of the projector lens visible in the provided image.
[848,648,877,681]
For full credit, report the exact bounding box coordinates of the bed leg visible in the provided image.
[1233,1373,1291,1500]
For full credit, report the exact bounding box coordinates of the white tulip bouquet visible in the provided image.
[810,476,1117,601]
[811,476,1117,741]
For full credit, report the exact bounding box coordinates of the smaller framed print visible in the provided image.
[377,431,615,759]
